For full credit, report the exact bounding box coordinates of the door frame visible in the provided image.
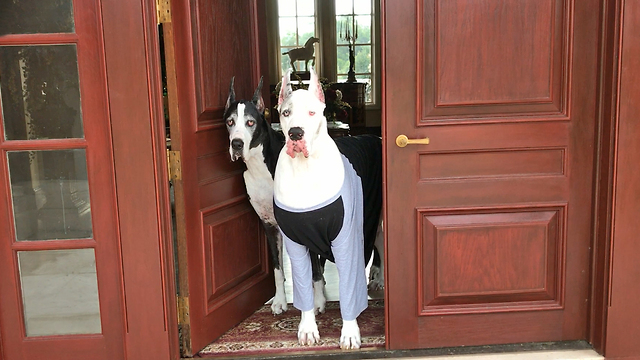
[104,0,633,359]
[100,0,178,359]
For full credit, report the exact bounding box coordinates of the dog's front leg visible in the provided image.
[265,223,288,314]
[340,319,361,349]
[298,309,320,345]
[283,237,320,345]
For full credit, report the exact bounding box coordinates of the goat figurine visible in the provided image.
[282,37,320,73]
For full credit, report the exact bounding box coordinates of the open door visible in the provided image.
[384,0,600,349]
[162,0,273,355]
[0,1,126,358]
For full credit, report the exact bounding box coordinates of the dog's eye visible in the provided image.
[247,120,255,127]
[309,111,315,116]
[282,109,290,117]
[226,119,234,127]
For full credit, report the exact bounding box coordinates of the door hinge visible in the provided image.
[167,150,181,181]
[157,0,171,24]
[177,296,190,325]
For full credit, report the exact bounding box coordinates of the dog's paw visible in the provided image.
[270,292,288,315]
[313,279,326,314]
[368,265,384,291]
[340,319,361,350]
[298,310,320,346]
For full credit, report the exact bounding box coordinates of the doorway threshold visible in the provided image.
[189,340,597,360]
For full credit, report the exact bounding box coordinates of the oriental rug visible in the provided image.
[197,300,385,357]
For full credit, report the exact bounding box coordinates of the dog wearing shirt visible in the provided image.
[273,68,383,350]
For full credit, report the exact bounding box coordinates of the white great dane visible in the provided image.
[273,68,383,350]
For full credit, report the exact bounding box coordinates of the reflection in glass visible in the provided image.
[0,0,74,35]
[0,45,84,140]
[8,150,93,241]
[19,249,102,337]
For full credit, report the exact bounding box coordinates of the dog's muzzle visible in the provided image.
[230,138,244,161]
[288,127,304,141]
[285,127,309,158]
[231,138,244,150]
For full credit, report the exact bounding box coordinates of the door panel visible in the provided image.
[168,0,273,354]
[0,0,125,358]
[384,0,598,349]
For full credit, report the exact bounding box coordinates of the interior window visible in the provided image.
[336,0,374,103]
[278,0,317,74]
[274,0,376,105]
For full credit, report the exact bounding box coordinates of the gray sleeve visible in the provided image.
[283,234,315,312]
[331,159,368,321]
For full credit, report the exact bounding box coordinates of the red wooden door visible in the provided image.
[384,0,599,348]
[168,0,273,355]
[0,1,125,359]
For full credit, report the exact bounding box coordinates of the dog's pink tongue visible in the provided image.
[286,139,309,158]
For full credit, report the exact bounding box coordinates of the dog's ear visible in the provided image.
[278,69,293,106]
[252,76,265,113]
[225,76,236,112]
[309,67,325,104]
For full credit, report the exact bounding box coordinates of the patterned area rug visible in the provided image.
[197,300,385,357]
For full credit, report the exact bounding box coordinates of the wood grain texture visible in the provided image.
[604,1,640,358]
[170,0,273,354]
[384,0,598,349]
[419,148,565,180]
[0,0,128,358]
[589,0,620,354]
[419,207,565,315]
[420,0,569,121]
[101,0,175,358]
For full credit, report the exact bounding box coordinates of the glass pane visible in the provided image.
[281,49,292,73]
[279,18,298,46]
[297,16,316,46]
[8,150,93,241]
[335,0,353,15]
[0,0,74,35]
[278,0,296,16]
[336,16,353,45]
[357,75,373,103]
[355,15,372,44]
[354,45,372,73]
[0,45,84,140]
[296,0,315,16]
[19,249,101,337]
[354,0,372,15]
[336,46,350,74]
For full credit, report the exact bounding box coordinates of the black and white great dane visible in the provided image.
[224,77,334,315]
[273,68,384,350]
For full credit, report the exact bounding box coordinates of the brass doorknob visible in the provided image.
[395,134,430,148]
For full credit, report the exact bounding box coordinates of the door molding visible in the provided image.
[103,0,634,359]
[589,0,622,354]
[101,0,178,358]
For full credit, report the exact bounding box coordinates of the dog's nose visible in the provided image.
[288,127,304,141]
[231,139,244,150]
